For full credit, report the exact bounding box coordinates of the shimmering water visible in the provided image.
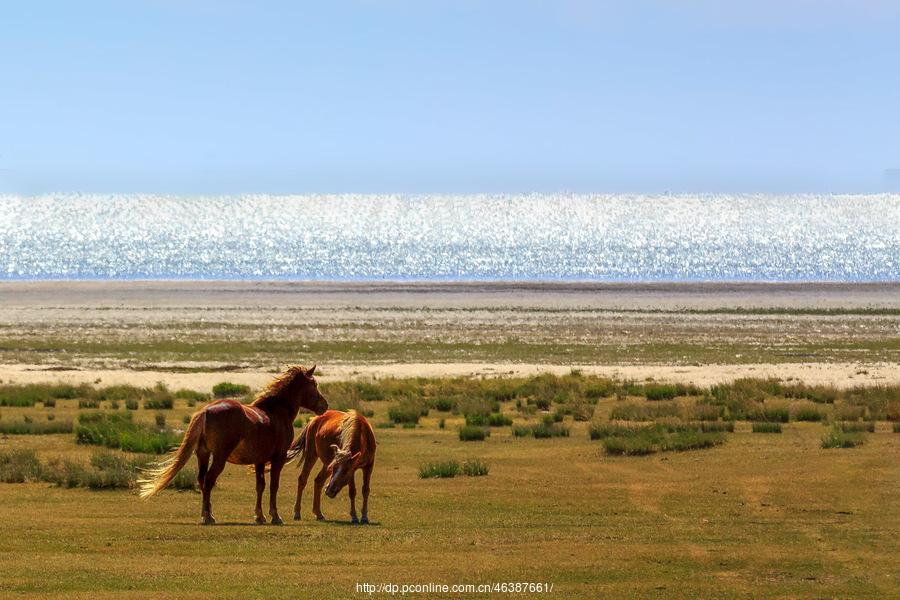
[1,193,898,281]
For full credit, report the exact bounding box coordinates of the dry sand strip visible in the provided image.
[1,361,899,391]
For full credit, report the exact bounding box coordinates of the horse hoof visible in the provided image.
[351,516,360,525]
[254,516,267,525]
[316,514,326,521]
[201,515,216,526]
[360,516,369,525]
[271,516,285,526]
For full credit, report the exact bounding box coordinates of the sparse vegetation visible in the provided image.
[461,459,489,476]
[0,417,74,434]
[74,413,180,454]
[836,421,875,433]
[752,422,783,433]
[418,460,460,479]
[822,428,866,449]
[212,382,251,399]
[458,425,489,441]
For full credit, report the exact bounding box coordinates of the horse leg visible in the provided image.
[196,447,210,521]
[254,464,266,524]
[360,462,373,524]
[312,463,330,521]
[293,451,317,520]
[268,458,286,525]
[348,475,359,524]
[201,453,229,525]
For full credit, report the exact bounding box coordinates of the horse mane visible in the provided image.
[251,365,308,409]
[336,410,359,458]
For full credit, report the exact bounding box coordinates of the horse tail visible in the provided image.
[286,420,312,465]
[138,410,206,499]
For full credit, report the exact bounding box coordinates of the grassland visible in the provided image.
[0,374,898,598]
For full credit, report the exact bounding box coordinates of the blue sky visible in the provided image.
[1,0,898,194]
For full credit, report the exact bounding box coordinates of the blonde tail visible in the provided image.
[138,410,206,499]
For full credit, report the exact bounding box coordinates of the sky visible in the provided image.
[1,0,899,194]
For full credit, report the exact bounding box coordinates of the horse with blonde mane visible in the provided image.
[139,365,328,525]
[288,409,376,524]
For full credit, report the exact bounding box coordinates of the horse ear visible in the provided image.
[307,364,317,377]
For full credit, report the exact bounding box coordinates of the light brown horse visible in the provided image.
[288,409,376,524]
[139,365,328,525]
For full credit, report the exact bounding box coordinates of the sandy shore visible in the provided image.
[1,280,898,387]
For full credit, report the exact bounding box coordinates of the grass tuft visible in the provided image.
[752,422,783,433]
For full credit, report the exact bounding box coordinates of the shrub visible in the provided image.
[438,418,446,430]
[143,397,174,410]
[388,400,426,424]
[894,422,900,433]
[748,405,789,423]
[173,389,209,406]
[700,421,734,432]
[610,401,680,421]
[462,459,489,477]
[752,422,782,433]
[643,385,679,401]
[822,428,865,449]
[600,426,725,456]
[458,425,489,441]
[212,382,251,398]
[792,404,825,422]
[589,422,646,440]
[428,397,456,412]
[466,413,512,427]
[109,400,119,409]
[531,422,570,438]
[74,412,180,454]
[125,399,139,410]
[0,418,74,434]
[375,422,395,429]
[419,460,460,478]
[78,399,100,409]
[0,449,43,482]
[0,383,87,407]
[182,414,191,424]
[154,414,166,428]
[511,424,532,437]
[836,421,875,433]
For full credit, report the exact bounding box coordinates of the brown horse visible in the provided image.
[139,365,328,525]
[288,409,376,524]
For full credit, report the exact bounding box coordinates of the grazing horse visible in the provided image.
[139,365,328,525]
[289,409,376,524]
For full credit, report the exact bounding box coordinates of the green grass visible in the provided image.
[458,425,489,441]
[461,458,489,477]
[752,422,783,434]
[211,382,251,398]
[387,400,426,424]
[894,422,900,433]
[418,458,489,478]
[418,460,461,478]
[464,413,512,427]
[0,383,88,407]
[0,417,74,434]
[822,428,866,449]
[836,421,875,433]
[0,448,197,490]
[74,412,180,454]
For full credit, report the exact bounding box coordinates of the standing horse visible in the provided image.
[288,409,376,524]
[139,365,328,525]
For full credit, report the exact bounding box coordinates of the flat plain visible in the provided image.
[0,282,898,599]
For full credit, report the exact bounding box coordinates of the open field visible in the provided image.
[1,374,899,598]
[1,282,898,597]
